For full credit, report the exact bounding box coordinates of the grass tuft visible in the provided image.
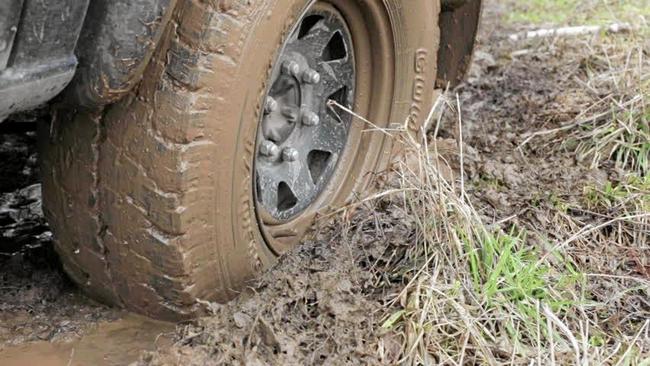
[358,92,650,364]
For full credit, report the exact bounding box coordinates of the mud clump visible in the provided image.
[141,235,395,365]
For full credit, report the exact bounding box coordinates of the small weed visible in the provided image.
[576,103,650,175]
[466,228,582,335]
[550,193,570,213]
[475,174,506,191]
[583,175,650,210]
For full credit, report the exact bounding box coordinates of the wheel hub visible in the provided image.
[255,6,355,221]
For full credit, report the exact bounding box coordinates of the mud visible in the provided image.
[141,1,647,363]
[1,0,647,364]
[0,315,173,366]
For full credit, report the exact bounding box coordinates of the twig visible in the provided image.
[518,95,642,148]
[456,94,466,203]
[543,304,581,366]
[586,273,650,285]
[509,23,632,42]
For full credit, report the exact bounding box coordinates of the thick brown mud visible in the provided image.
[2,0,647,364]
[0,314,173,366]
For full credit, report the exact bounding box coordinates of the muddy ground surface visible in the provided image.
[0,121,176,365]
[1,1,648,365]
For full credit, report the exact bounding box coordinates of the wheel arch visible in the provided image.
[63,0,177,109]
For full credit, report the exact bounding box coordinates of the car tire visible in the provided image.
[38,0,441,320]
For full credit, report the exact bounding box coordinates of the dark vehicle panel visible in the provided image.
[0,0,89,119]
[67,0,176,108]
[0,0,23,69]
[8,0,89,65]
[0,0,175,120]
[437,0,483,88]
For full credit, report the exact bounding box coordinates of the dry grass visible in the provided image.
[548,30,649,176]
[519,28,649,176]
[363,94,648,364]
[571,41,649,176]
[368,3,650,363]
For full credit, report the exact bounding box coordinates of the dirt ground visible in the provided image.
[1,1,648,365]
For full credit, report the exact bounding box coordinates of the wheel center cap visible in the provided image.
[261,57,316,146]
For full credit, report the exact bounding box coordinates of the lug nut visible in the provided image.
[281,107,299,122]
[302,69,321,84]
[264,97,278,114]
[302,111,320,126]
[260,140,280,157]
[281,60,300,77]
[282,147,299,162]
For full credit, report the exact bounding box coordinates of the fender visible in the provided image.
[437,0,483,88]
[66,0,177,108]
[0,0,89,120]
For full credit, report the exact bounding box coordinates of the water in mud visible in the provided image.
[0,315,173,366]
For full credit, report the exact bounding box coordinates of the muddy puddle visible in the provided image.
[0,314,173,366]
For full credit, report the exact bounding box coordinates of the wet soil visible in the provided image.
[1,1,647,364]
[141,2,647,364]
[0,315,173,366]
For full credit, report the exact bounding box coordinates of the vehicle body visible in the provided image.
[0,0,482,319]
[0,0,175,119]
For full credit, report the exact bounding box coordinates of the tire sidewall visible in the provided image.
[210,0,440,291]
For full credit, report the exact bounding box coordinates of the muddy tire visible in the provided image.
[38,0,441,320]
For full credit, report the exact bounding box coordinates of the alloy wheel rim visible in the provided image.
[254,5,356,222]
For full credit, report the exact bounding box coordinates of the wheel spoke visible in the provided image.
[288,158,316,204]
[319,60,354,98]
[304,114,347,154]
[256,169,279,214]
[289,27,329,59]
